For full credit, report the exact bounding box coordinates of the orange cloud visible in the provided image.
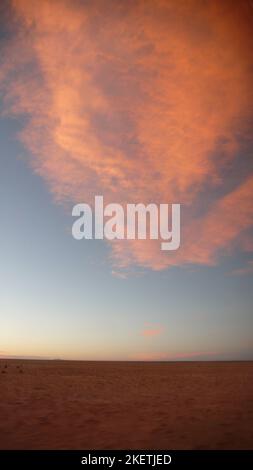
[141,323,164,337]
[1,0,253,271]
[110,175,253,269]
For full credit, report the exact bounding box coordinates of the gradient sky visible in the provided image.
[0,0,253,361]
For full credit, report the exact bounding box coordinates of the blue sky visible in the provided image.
[1,118,253,360]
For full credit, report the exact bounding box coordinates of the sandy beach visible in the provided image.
[0,360,252,450]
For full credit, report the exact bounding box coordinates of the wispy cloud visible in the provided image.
[111,270,128,280]
[230,260,253,277]
[141,323,164,337]
[131,351,218,361]
[1,0,253,271]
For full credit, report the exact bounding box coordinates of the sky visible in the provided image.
[0,0,253,361]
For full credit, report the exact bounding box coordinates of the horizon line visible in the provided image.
[1,357,253,363]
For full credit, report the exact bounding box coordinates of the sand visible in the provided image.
[0,360,252,449]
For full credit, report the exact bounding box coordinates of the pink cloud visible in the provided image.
[131,351,218,361]
[1,0,253,272]
[141,324,164,337]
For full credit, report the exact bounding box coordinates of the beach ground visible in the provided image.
[0,360,252,449]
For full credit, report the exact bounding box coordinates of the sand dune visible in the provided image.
[0,360,252,449]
